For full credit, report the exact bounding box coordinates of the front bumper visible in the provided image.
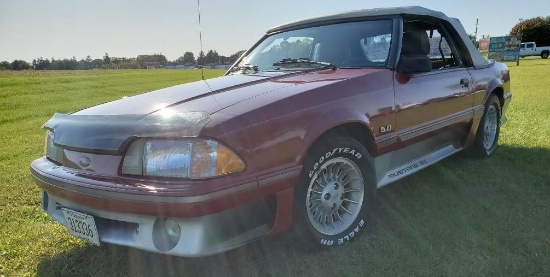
[41,190,272,257]
[31,157,300,257]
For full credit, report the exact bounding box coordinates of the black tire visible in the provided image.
[469,94,501,158]
[291,136,376,249]
[541,52,549,59]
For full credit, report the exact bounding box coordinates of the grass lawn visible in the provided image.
[1,60,549,276]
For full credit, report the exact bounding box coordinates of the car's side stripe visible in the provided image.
[397,109,474,141]
[258,168,301,187]
[375,108,475,147]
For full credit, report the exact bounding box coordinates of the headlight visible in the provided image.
[121,138,245,179]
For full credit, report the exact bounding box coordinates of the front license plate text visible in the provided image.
[62,208,100,246]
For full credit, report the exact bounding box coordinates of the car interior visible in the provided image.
[400,20,465,73]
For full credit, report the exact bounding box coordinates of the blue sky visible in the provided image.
[0,0,548,62]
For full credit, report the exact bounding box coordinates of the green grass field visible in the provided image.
[1,60,549,276]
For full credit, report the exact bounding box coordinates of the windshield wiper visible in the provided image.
[229,64,259,74]
[272,58,337,70]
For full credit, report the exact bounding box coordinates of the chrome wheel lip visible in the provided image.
[483,105,498,151]
[306,157,364,236]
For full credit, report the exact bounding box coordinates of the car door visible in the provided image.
[529,43,536,55]
[521,43,536,56]
[393,23,473,144]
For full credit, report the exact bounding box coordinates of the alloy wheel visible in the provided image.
[305,157,364,236]
[483,105,498,151]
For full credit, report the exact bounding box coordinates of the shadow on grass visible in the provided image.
[36,145,550,276]
[36,236,297,277]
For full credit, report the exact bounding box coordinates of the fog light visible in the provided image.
[164,219,181,244]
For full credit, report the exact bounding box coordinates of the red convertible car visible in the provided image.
[31,6,511,256]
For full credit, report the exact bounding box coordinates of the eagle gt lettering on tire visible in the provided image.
[292,136,376,248]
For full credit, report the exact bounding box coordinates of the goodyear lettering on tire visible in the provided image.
[309,147,362,178]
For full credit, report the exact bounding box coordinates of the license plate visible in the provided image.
[62,208,100,246]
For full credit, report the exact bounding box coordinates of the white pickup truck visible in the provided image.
[520,42,550,59]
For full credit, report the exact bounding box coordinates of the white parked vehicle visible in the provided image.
[520,42,550,59]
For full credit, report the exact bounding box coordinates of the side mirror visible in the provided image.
[397,55,432,74]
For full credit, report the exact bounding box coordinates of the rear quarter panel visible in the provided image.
[464,61,510,147]
[470,62,510,107]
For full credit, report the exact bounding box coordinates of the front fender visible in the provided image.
[301,107,374,158]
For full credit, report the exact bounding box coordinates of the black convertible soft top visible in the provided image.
[268,6,489,68]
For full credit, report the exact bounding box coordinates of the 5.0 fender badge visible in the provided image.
[380,125,392,133]
[78,156,92,167]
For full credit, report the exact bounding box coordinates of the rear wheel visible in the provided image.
[469,94,501,157]
[291,136,375,248]
[542,52,549,59]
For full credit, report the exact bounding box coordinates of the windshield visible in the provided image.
[235,20,393,72]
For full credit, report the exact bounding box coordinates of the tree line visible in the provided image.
[172,50,246,66]
[509,16,550,46]
[0,49,246,71]
[2,16,549,71]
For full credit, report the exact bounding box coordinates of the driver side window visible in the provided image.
[425,28,464,70]
[403,21,467,72]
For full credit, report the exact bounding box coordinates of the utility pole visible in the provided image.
[474,18,479,43]
[516,42,520,66]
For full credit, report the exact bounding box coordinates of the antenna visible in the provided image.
[197,0,204,81]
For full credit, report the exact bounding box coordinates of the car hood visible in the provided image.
[74,73,295,116]
[46,69,380,153]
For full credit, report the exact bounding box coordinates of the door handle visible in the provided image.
[460,78,469,88]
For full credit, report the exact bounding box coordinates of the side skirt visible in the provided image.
[373,132,463,188]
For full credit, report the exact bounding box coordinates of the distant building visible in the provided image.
[209,64,231,69]
[139,61,161,69]
[479,35,490,51]
[163,64,230,70]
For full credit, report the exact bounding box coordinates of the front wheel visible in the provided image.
[291,136,375,248]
